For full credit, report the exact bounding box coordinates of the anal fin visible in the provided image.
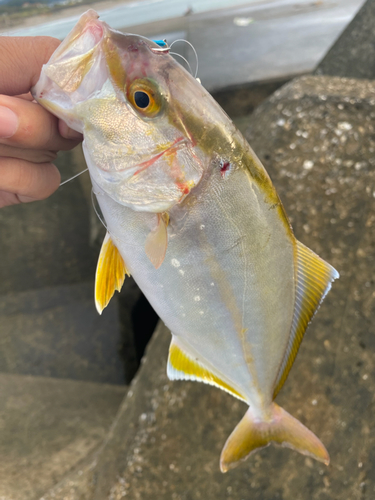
[273,240,339,398]
[95,232,130,314]
[167,336,246,402]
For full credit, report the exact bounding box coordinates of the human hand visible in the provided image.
[0,36,83,208]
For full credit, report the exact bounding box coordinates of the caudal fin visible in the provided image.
[220,402,329,472]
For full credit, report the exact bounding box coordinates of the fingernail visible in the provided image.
[0,106,18,138]
[18,195,37,204]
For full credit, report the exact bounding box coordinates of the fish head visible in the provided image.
[32,10,207,212]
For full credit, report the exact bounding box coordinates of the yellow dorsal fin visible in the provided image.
[145,212,169,269]
[273,240,339,398]
[167,335,246,402]
[95,232,130,315]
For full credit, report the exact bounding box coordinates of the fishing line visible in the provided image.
[170,52,194,77]
[170,39,199,79]
[59,168,88,187]
[91,188,108,232]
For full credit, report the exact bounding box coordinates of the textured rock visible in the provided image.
[213,79,290,119]
[316,0,375,79]
[0,150,97,295]
[0,283,126,384]
[41,75,375,499]
[0,374,126,500]
[0,148,142,384]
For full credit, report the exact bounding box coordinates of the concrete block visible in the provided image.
[0,374,126,500]
[316,0,375,79]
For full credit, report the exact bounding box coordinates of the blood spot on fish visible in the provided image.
[176,182,190,195]
[220,160,232,179]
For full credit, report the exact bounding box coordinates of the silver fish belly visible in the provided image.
[95,150,295,409]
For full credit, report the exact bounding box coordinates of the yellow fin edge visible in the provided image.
[273,240,339,398]
[95,232,130,314]
[167,338,246,403]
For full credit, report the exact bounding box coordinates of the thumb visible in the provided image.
[0,36,60,96]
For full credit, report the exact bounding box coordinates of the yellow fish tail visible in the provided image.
[220,402,329,472]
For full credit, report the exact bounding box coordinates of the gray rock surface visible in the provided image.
[39,75,375,499]
[0,283,125,384]
[315,0,375,79]
[0,150,97,295]
[0,148,141,384]
[0,374,126,500]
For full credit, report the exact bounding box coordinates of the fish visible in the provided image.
[32,10,339,472]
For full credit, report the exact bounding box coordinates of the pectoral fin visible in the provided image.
[273,240,339,398]
[95,232,130,314]
[145,213,169,269]
[167,335,246,402]
[220,402,329,472]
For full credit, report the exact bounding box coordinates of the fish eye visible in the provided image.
[134,91,150,109]
[127,78,163,118]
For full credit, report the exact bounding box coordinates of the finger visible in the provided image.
[0,36,60,96]
[0,157,60,207]
[0,144,57,163]
[0,95,81,151]
[0,190,22,207]
[58,120,83,141]
[14,92,35,102]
